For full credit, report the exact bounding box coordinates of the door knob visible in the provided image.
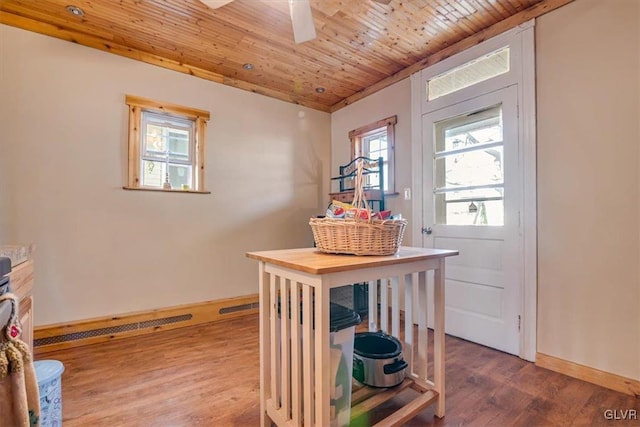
[422,227,432,235]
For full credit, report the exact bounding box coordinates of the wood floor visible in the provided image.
[37,315,639,426]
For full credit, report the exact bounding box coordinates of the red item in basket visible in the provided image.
[376,210,392,220]
[346,208,369,220]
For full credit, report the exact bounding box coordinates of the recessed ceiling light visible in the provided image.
[315,87,325,93]
[65,5,85,17]
[242,63,254,70]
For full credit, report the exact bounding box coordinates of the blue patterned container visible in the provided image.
[34,360,65,427]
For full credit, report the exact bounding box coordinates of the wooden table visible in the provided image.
[246,247,458,427]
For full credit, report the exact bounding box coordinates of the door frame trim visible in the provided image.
[410,21,537,361]
[519,23,537,362]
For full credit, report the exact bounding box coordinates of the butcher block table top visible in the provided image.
[246,246,459,275]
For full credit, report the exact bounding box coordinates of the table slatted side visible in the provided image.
[264,271,322,426]
[370,272,438,397]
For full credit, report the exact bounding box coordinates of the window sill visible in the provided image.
[385,192,400,197]
[123,186,211,194]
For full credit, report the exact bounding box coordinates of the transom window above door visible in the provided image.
[427,47,510,101]
[433,105,504,225]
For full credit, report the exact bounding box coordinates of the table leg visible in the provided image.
[314,283,331,426]
[380,278,389,333]
[403,273,413,373]
[391,276,400,338]
[290,282,302,425]
[417,271,428,381]
[368,280,378,331]
[280,279,291,419]
[302,285,314,425]
[259,262,272,427]
[270,274,279,411]
[434,259,446,418]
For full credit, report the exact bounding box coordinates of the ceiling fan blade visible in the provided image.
[289,0,316,44]
[201,0,235,9]
[372,0,393,4]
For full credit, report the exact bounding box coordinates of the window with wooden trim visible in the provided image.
[125,95,210,193]
[349,116,397,194]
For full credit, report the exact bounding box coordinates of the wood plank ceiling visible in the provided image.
[0,0,572,112]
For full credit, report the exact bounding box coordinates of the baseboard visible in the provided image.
[34,294,259,355]
[536,352,640,397]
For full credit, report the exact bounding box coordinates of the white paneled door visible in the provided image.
[422,86,521,355]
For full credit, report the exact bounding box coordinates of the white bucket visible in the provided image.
[34,360,65,427]
[278,302,360,427]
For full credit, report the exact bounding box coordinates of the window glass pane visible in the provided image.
[142,111,193,163]
[142,160,164,188]
[141,161,193,189]
[361,129,389,192]
[168,164,192,189]
[435,105,502,153]
[442,117,502,152]
[145,124,166,155]
[366,172,379,189]
[435,146,504,189]
[434,104,504,225]
[443,187,503,201]
[363,132,386,156]
[168,129,190,158]
[436,193,504,225]
[427,47,510,101]
[368,150,386,162]
[383,163,389,191]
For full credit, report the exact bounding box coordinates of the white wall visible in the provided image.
[536,0,640,380]
[0,25,331,325]
[0,131,8,243]
[330,79,413,245]
[0,36,9,243]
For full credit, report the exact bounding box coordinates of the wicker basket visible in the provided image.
[310,159,407,256]
[310,217,407,256]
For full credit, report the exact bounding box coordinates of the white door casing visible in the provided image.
[410,21,537,360]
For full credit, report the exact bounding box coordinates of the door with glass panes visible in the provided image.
[422,86,521,355]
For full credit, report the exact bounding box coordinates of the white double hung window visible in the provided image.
[349,115,397,194]
[141,112,194,189]
[125,95,210,193]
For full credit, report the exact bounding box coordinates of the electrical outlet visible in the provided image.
[403,188,411,200]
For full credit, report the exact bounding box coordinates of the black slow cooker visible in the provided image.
[353,331,407,388]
